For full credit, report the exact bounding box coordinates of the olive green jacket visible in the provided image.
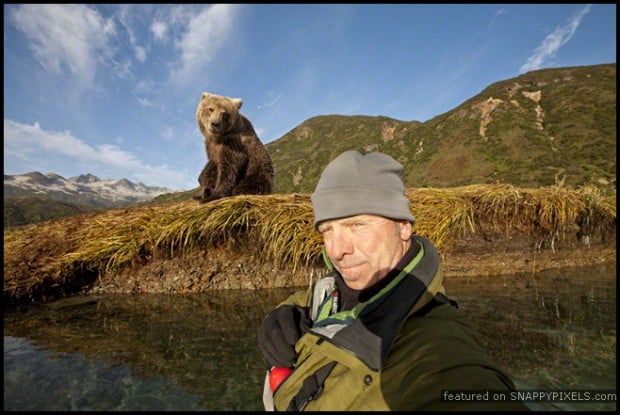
[266,235,529,411]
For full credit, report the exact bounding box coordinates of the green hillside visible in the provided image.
[267,63,616,193]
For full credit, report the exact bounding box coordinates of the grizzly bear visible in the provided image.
[194,92,274,203]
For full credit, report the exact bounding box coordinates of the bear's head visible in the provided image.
[196,92,243,136]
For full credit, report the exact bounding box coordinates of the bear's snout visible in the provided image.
[208,119,227,134]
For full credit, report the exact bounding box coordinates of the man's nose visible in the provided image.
[327,228,352,260]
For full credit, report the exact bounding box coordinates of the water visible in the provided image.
[4,263,616,411]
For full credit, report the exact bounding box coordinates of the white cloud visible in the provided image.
[5,120,99,160]
[10,4,116,88]
[134,46,147,63]
[133,79,155,96]
[111,60,134,80]
[133,164,190,190]
[489,8,507,30]
[151,20,167,42]
[259,92,283,109]
[519,4,592,73]
[4,119,189,189]
[137,97,155,108]
[170,4,240,84]
[162,126,174,141]
[116,4,148,63]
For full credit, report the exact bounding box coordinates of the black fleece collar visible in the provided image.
[335,237,421,311]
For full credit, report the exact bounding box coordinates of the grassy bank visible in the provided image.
[3,184,616,307]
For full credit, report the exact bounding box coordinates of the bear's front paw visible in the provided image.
[193,187,214,202]
[194,191,222,204]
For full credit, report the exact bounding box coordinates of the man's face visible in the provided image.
[317,214,412,290]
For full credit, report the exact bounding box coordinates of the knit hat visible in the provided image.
[311,150,416,228]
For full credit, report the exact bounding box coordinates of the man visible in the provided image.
[258,150,529,411]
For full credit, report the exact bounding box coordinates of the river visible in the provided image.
[3,262,616,411]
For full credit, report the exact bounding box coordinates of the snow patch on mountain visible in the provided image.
[4,172,175,207]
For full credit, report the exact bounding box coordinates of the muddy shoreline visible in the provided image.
[86,234,616,295]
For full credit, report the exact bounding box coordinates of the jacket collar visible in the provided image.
[311,235,444,370]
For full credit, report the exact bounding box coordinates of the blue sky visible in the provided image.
[3,4,616,191]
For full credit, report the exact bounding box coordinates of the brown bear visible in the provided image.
[194,92,274,203]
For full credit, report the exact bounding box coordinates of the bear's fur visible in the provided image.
[194,92,274,203]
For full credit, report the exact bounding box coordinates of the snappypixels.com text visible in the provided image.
[441,390,616,403]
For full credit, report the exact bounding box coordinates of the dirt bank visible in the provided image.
[86,233,616,295]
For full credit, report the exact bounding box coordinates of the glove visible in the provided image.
[259,304,311,368]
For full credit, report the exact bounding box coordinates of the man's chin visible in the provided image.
[336,266,358,278]
[338,271,367,289]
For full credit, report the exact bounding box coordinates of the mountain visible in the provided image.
[4,172,174,209]
[4,63,616,226]
[3,196,102,228]
[266,63,616,193]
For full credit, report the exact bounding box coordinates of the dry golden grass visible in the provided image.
[3,185,616,303]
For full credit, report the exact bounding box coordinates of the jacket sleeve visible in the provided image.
[383,304,531,411]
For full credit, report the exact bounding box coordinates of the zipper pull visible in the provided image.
[331,290,339,314]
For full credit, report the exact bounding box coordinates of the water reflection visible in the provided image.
[448,263,617,411]
[4,263,616,411]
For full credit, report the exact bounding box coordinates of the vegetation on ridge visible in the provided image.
[268,63,616,193]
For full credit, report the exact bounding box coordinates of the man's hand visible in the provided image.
[258,305,312,368]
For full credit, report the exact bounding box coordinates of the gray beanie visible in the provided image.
[311,150,416,228]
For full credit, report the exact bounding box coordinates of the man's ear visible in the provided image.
[400,220,413,240]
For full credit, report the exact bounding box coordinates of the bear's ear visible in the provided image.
[231,98,243,110]
[201,92,211,101]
